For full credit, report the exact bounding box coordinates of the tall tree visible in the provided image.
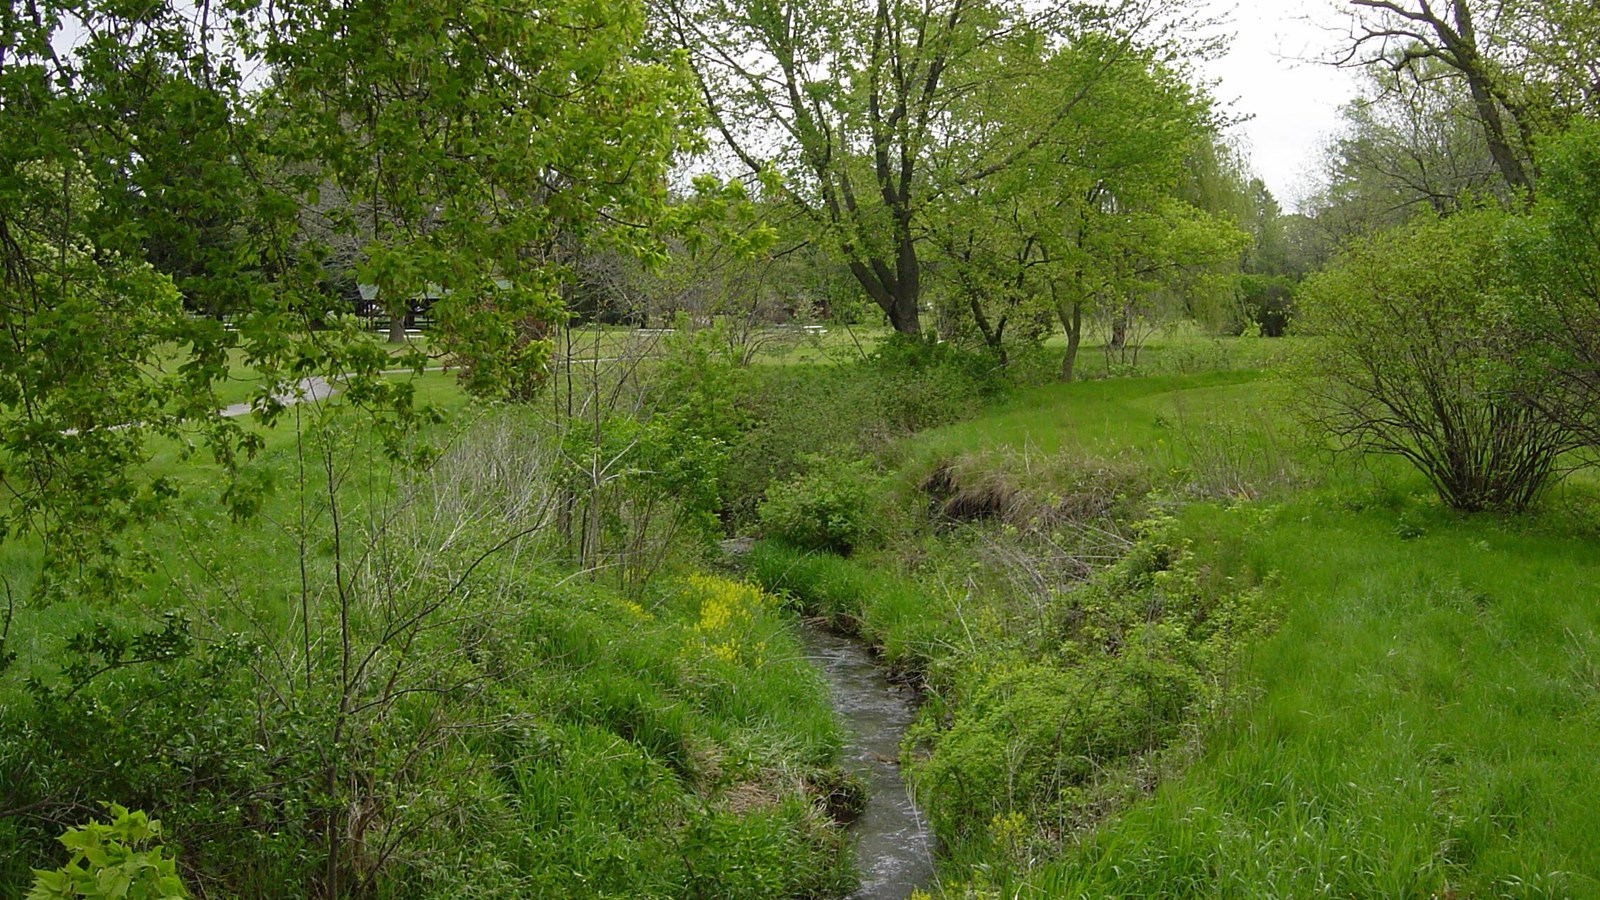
[1337,0,1539,202]
[257,0,696,396]
[657,0,1203,335]
[922,44,1237,374]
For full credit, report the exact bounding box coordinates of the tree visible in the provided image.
[1509,0,1600,122]
[1337,0,1538,202]
[1297,208,1579,511]
[1306,59,1508,250]
[0,2,262,591]
[656,0,1203,335]
[2,0,704,893]
[256,0,696,394]
[919,42,1239,376]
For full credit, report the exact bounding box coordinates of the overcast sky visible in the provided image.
[1196,0,1365,210]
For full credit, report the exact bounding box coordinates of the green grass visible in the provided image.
[744,541,961,682]
[1016,496,1600,898]
[767,349,1600,898]
[0,372,854,897]
[12,323,1600,897]
[906,369,1275,458]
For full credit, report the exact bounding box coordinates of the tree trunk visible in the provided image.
[1058,297,1083,382]
[1463,71,1535,202]
[886,285,921,335]
[888,212,921,335]
[1109,305,1128,351]
[968,291,1001,359]
[1449,0,1535,202]
[843,252,921,336]
[387,301,409,343]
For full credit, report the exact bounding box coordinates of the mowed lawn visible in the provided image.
[903,364,1600,897]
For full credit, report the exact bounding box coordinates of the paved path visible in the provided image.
[217,367,448,419]
[219,376,337,418]
[62,367,447,435]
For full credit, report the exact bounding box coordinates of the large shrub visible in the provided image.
[1296,209,1579,512]
[757,456,879,554]
[722,336,1010,527]
[1507,121,1600,448]
[912,650,1203,845]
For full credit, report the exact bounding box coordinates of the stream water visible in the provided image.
[800,623,937,900]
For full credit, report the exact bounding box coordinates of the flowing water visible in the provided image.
[801,623,937,900]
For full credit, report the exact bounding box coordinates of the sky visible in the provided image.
[1196,0,1366,210]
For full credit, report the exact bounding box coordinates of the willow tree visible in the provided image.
[657,0,1206,335]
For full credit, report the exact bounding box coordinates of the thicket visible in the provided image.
[0,408,851,897]
[721,336,1011,528]
[1296,208,1580,511]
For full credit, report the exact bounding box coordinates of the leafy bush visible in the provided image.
[721,337,1014,527]
[911,649,1203,845]
[1240,274,1296,337]
[1507,120,1600,448]
[867,333,1008,432]
[1296,209,1579,512]
[898,511,1273,861]
[28,805,187,900]
[757,456,880,554]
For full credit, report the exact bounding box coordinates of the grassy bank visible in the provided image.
[1020,495,1600,898]
[748,357,1600,897]
[0,384,854,897]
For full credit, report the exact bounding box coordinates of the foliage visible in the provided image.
[1296,208,1578,511]
[758,457,880,555]
[658,0,1212,335]
[0,155,238,591]
[923,41,1223,366]
[1335,0,1538,202]
[1002,493,1600,898]
[719,336,1015,527]
[573,180,786,345]
[907,512,1271,853]
[1506,120,1600,447]
[27,806,186,900]
[552,322,755,579]
[1239,274,1296,338]
[257,0,697,394]
[745,540,956,678]
[1,409,852,897]
[1309,60,1511,240]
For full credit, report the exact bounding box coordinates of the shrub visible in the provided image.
[757,456,879,554]
[1507,120,1600,448]
[1296,209,1579,512]
[868,333,1008,431]
[28,805,187,900]
[1240,274,1296,337]
[911,649,1204,846]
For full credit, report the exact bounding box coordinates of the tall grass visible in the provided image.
[1011,495,1600,897]
[822,360,1600,897]
[0,396,854,897]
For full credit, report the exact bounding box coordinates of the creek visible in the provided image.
[801,623,937,900]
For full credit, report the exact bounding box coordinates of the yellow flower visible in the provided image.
[684,574,774,666]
